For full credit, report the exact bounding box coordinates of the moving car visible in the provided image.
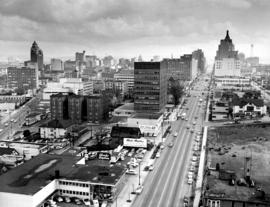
[168,142,174,148]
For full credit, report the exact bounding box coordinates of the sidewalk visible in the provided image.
[193,126,208,207]
[110,147,156,207]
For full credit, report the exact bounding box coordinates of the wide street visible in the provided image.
[132,78,209,207]
[0,97,38,140]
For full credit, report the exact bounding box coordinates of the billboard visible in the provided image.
[123,138,147,148]
[97,152,111,160]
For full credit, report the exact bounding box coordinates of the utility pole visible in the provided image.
[139,162,141,186]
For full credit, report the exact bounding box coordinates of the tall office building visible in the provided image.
[7,67,38,90]
[75,51,85,62]
[214,30,241,77]
[30,41,44,73]
[134,62,167,114]
[192,49,206,74]
[215,30,238,60]
[51,58,63,71]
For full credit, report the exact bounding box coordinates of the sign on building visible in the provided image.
[97,152,111,160]
[123,138,147,148]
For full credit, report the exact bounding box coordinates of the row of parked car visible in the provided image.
[44,195,108,207]
[187,131,202,185]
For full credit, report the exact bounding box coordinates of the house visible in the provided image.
[211,101,229,121]
[0,147,24,166]
[0,141,49,160]
[231,98,267,116]
[25,112,43,126]
[39,119,73,139]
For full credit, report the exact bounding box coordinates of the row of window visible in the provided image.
[59,189,89,196]
[59,180,90,187]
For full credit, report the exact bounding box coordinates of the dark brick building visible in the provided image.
[50,93,108,123]
[7,67,38,90]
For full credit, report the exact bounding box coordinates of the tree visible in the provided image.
[169,79,184,106]
[23,130,31,138]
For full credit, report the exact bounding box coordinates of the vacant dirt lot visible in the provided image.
[206,124,270,201]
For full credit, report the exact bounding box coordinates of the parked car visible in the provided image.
[126,169,137,175]
[64,197,71,203]
[149,164,154,171]
[156,152,160,158]
[174,132,178,137]
[136,185,144,195]
[183,196,189,206]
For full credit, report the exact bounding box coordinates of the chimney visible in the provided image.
[55,170,60,179]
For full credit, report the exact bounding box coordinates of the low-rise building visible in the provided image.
[215,76,251,90]
[0,141,49,160]
[39,119,73,139]
[211,101,229,121]
[232,98,266,116]
[0,147,23,166]
[25,112,42,126]
[0,154,126,207]
[127,113,163,137]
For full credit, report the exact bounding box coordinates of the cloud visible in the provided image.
[208,0,252,9]
[0,0,269,62]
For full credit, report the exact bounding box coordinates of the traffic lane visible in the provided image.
[139,96,198,207]
[132,116,188,207]
[132,99,197,207]
[156,129,194,207]
[160,97,200,207]
[173,103,204,206]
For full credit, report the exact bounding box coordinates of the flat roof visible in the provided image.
[132,112,163,119]
[0,154,126,195]
[115,103,134,111]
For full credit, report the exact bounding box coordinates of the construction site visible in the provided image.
[202,123,270,207]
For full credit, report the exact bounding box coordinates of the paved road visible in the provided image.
[132,79,208,207]
[0,97,38,140]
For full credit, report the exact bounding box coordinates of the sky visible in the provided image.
[0,0,270,64]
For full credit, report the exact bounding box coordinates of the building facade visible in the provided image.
[30,41,43,73]
[114,69,134,92]
[51,58,63,72]
[50,93,108,123]
[134,62,167,114]
[214,30,241,77]
[7,67,38,90]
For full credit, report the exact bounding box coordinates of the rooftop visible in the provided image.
[132,112,163,119]
[231,97,264,107]
[40,119,73,129]
[115,103,134,111]
[0,154,126,195]
[26,112,42,118]
[110,125,141,139]
[0,147,16,156]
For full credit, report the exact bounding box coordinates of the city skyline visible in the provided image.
[1,0,270,63]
